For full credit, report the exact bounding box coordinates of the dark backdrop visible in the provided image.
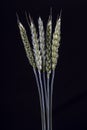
[1,0,87,129]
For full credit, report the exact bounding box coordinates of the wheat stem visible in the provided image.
[43,70,47,105]
[33,68,44,130]
[38,70,46,130]
[47,74,50,130]
[50,70,55,130]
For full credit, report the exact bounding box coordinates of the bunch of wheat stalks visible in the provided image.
[17,10,61,130]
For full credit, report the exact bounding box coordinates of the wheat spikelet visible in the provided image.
[18,21,36,68]
[52,16,61,70]
[46,14,52,74]
[29,16,42,70]
[38,17,45,71]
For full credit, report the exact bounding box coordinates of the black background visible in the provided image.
[1,0,87,129]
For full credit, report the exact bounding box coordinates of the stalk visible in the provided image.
[33,68,44,130]
[43,70,48,123]
[38,70,46,130]
[50,70,55,130]
[43,59,48,124]
[43,71,47,101]
[47,74,50,130]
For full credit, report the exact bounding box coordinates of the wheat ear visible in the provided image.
[52,16,61,70]
[29,16,42,71]
[46,14,52,76]
[17,16,36,68]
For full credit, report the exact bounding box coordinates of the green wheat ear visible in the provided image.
[52,15,61,70]
[46,13,52,75]
[17,15,36,68]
